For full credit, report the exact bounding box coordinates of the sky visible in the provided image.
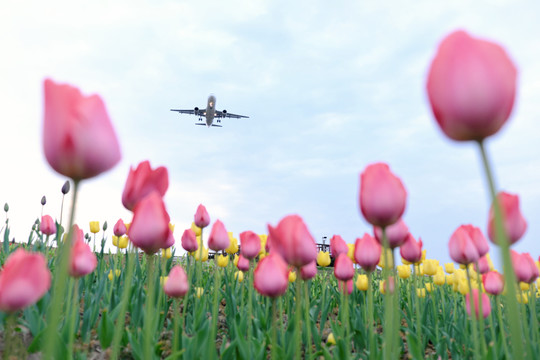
[1,0,539,268]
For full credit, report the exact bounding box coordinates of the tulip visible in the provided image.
[347,243,355,262]
[193,247,209,262]
[194,204,210,228]
[356,274,369,291]
[334,253,354,282]
[466,289,492,319]
[475,255,490,274]
[434,271,446,285]
[317,251,331,267]
[236,254,250,272]
[128,191,171,254]
[359,163,407,228]
[327,333,336,345]
[426,30,517,142]
[444,263,455,274]
[163,266,189,298]
[89,221,100,234]
[267,215,317,268]
[458,279,470,295]
[446,274,455,285]
[234,271,244,282]
[217,254,229,268]
[517,293,528,304]
[191,222,202,236]
[417,288,426,298]
[424,259,439,276]
[113,219,127,237]
[483,271,504,295]
[397,265,411,279]
[300,261,317,280]
[253,252,289,298]
[288,270,297,283]
[511,251,538,284]
[226,233,239,254]
[330,235,349,258]
[108,269,121,281]
[181,229,198,253]
[354,233,381,272]
[40,215,56,236]
[162,247,172,259]
[118,236,128,249]
[70,236,97,278]
[43,79,121,180]
[338,279,354,295]
[380,277,395,295]
[400,233,423,264]
[464,225,489,258]
[240,231,261,260]
[487,192,527,245]
[520,282,530,291]
[121,160,168,211]
[378,248,393,269]
[0,249,52,312]
[195,287,204,299]
[449,225,480,265]
[259,235,268,255]
[425,283,433,293]
[374,219,409,249]
[208,220,230,252]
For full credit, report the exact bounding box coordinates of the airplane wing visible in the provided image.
[215,110,249,119]
[170,109,207,116]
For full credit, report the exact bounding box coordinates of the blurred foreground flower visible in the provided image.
[70,228,97,277]
[122,160,168,211]
[267,215,317,268]
[194,204,210,228]
[163,266,189,298]
[466,288,491,319]
[254,253,289,298]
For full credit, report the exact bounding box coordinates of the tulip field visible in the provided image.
[1,29,540,360]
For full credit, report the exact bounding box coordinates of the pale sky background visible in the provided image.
[1,0,539,268]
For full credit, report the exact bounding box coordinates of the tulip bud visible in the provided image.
[334,253,354,282]
[327,333,336,345]
[254,253,289,298]
[61,180,70,195]
[317,251,331,267]
[102,221,108,231]
[217,254,229,267]
[208,220,230,252]
[194,204,210,228]
[41,196,47,206]
[300,261,317,280]
[356,274,369,291]
[234,271,244,282]
[397,265,411,279]
[163,266,189,298]
[466,289,492,319]
[89,221,100,234]
[4,203,8,212]
[487,192,527,245]
[354,233,381,272]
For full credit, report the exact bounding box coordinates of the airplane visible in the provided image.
[170,95,249,127]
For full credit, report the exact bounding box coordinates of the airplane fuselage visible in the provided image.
[205,95,216,127]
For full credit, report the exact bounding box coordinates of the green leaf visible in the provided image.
[97,309,114,349]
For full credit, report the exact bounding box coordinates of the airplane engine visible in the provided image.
[222,109,227,116]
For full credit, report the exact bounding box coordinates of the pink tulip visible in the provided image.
[208,220,230,252]
[374,219,409,249]
[43,79,121,180]
[487,192,527,245]
[354,233,381,272]
[330,235,349,258]
[426,30,517,142]
[40,215,56,236]
[359,163,407,228]
[482,271,504,295]
[300,261,317,280]
[181,229,198,253]
[474,255,490,274]
[511,251,538,284]
[267,215,317,268]
[194,204,210,228]
[463,225,490,258]
[0,249,52,312]
[163,266,189,298]
[334,253,354,282]
[466,289,492,319]
[236,254,250,272]
[240,231,261,260]
[400,233,423,264]
[69,232,97,278]
[121,161,168,211]
[254,252,289,298]
[128,191,171,254]
[113,219,127,237]
[338,279,354,295]
[448,225,480,265]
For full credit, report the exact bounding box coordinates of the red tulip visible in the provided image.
[267,215,317,268]
[128,191,171,254]
[121,160,168,211]
[40,215,56,236]
[113,219,127,237]
[254,252,289,298]
[511,251,538,284]
[69,228,97,278]
[400,233,423,264]
[181,229,198,253]
[0,249,52,312]
[330,235,349,258]
[194,204,210,228]
[334,253,354,282]
[487,192,527,245]
[354,233,381,272]
[240,231,261,260]
[43,78,121,180]
[300,261,317,280]
[359,163,407,228]
[208,220,230,252]
[466,289,492,319]
[474,255,490,274]
[426,30,517,141]
[338,279,354,295]
[374,219,409,249]
[448,225,480,265]
[236,254,250,272]
[163,265,189,298]
[482,271,504,295]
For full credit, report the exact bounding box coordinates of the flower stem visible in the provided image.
[466,267,480,360]
[144,254,156,360]
[211,260,222,359]
[295,275,303,360]
[303,280,313,359]
[477,140,524,359]
[413,265,422,351]
[367,271,376,360]
[271,298,278,360]
[247,261,254,358]
[381,228,396,360]
[495,295,510,359]
[67,279,79,360]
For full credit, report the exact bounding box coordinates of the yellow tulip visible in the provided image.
[259,234,268,255]
[416,264,424,276]
[317,251,331,267]
[356,274,369,291]
[378,248,393,269]
[458,279,469,295]
[444,263,454,274]
[397,265,411,279]
[108,269,121,281]
[233,254,240,267]
[162,247,172,259]
[446,274,454,285]
[520,282,530,291]
[401,258,411,265]
[195,287,204,299]
[517,293,529,304]
[423,259,439,276]
[379,280,386,295]
[536,278,540,288]
[124,222,131,232]
[225,235,239,254]
[485,253,495,271]
[160,276,168,286]
[347,244,355,262]
[434,271,446,286]
[327,333,336,345]
[420,249,426,263]
[536,261,540,274]
[416,288,426,298]
[169,223,175,233]
[191,222,202,236]
[289,271,297,283]
[89,221,100,234]
[425,283,433,293]
[217,254,229,267]
[259,252,267,260]
[118,236,128,249]
[234,271,244,282]
[194,247,209,262]
[112,236,119,247]
[459,264,467,269]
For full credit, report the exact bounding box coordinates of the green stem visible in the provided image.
[247,261,254,358]
[381,228,396,360]
[473,264,487,356]
[271,298,278,360]
[487,296,498,360]
[211,260,221,359]
[3,313,17,360]
[429,278,440,353]
[295,275,303,360]
[342,281,350,359]
[319,270,327,339]
[67,279,79,360]
[477,140,524,359]
[367,271,375,360]
[43,180,79,360]
[466,267,480,360]
[495,295,510,359]
[304,280,313,360]
[528,284,539,354]
[279,296,285,347]
[144,254,156,360]
[413,266,422,351]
